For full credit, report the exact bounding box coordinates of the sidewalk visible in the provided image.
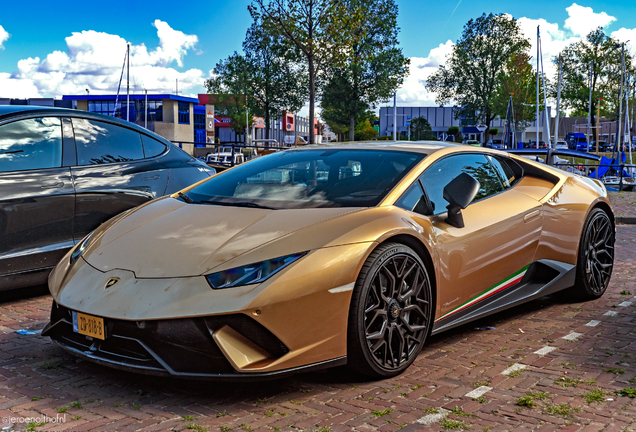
[608,191,636,224]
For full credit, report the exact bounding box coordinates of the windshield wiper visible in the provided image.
[176,192,195,204]
[201,200,275,210]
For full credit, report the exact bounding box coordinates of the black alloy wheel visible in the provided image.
[347,243,432,378]
[573,208,614,300]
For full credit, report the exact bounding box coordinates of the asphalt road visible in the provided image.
[0,226,635,432]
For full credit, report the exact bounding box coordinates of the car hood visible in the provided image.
[82,197,363,278]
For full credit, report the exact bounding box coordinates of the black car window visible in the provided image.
[72,118,144,165]
[420,154,505,215]
[141,135,168,158]
[395,181,429,215]
[487,155,520,188]
[0,117,62,173]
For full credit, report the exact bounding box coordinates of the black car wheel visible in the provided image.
[572,208,614,300]
[347,243,432,378]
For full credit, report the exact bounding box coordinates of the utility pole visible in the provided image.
[587,59,593,152]
[393,93,397,141]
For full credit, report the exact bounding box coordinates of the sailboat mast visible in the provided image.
[617,43,625,153]
[587,60,593,151]
[539,37,551,146]
[536,26,540,148]
[127,43,130,122]
[555,57,562,142]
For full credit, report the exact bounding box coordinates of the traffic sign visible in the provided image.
[476,124,488,132]
[406,116,412,120]
[405,121,410,126]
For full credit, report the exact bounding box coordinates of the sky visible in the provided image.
[1,0,636,117]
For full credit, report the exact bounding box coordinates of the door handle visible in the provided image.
[524,209,541,223]
[40,182,64,189]
[142,175,160,181]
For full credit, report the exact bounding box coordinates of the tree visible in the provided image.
[205,20,307,140]
[489,128,499,137]
[320,0,409,141]
[409,117,436,141]
[447,125,461,142]
[491,53,540,133]
[425,13,531,141]
[249,0,350,144]
[555,27,633,143]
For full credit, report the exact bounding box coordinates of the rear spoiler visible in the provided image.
[506,149,601,166]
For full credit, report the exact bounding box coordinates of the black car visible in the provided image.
[0,106,215,292]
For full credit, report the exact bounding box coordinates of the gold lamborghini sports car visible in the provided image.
[42,142,615,379]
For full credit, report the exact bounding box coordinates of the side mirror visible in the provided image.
[443,173,480,228]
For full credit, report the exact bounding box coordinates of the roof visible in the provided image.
[62,94,198,103]
[293,140,459,155]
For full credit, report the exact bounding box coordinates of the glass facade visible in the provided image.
[178,102,190,124]
[87,100,163,123]
[193,110,205,144]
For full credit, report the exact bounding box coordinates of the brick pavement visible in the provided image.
[0,226,635,431]
[608,192,636,222]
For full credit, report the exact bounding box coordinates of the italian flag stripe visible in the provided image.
[435,265,530,322]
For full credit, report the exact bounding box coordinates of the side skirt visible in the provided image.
[431,259,576,335]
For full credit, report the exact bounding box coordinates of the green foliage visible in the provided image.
[450,407,474,417]
[70,401,82,409]
[426,13,530,139]
[409,117,436,140]
[205,20,307,139]
[371,408,393,417]
[320,0,409,140]
[554,27,634,142]
[516,397,536,407]
[582,388,610,404]
[544,403,580,418]
[604,368,625,375]
[440,419,470,430]
[617,388,636,398]
[491,53,541,132]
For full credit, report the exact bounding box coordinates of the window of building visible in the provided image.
[0,117,62,172]
[86,99,163,123]
[178,102,190,124]
[72,118,144,165]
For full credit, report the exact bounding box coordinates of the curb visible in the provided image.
[616,216,636,224]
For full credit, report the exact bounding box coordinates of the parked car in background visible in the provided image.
[565,132,587,150]
[284,135,307,146]
[0,106,215,292]
[485,139,504,150]
[589,141,609,152]
[555,140,568,150]
[463,139,481,146]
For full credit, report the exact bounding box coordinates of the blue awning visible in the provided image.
[462,126,481,133]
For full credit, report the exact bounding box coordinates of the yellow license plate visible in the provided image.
[72,311,105,340]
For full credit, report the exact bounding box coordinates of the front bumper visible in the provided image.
[42,302,345,380]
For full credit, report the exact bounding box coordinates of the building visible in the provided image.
[379,106,552,145]
[62,94,202,153]
[0,98,72,108]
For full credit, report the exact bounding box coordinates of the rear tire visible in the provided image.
[347,243,433,378]
[571,208,614,300]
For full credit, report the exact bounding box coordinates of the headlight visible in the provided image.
[205,252,307,289]
[70,231,95,265]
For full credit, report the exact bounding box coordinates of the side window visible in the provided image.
[488,156,522,188]
[420,154,505,215]
[0,117,62,173]
[72,118,144,165]
[395,181,429,215]
[141,135,168,158]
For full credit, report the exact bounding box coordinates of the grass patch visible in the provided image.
[411,384,424,390]
[424,408,438,414]
[57,406,68,413]
[215,410,227,418]
[450,407,474,417]
[42,363,60,370]
[557,377,581,387]
[440,419,470,430]
[185,425,208,432]
[617,388,636,398]
[70,401,82,409]
[264,409,275,417]
[604,368,625,375]
[516,397,536,407]
[239,424,252,432]
[582,388,609,404]
[472,381,489,387]
[507,369,523,378]
[527,391,551,400]
[25,422,46,432]
[473,397,487,403]
[371,408,393,417]
[255,397,269,405]
[220,427,232,432]
[182,416,196,421]
[544,403,580,418]
[620,290,632,295]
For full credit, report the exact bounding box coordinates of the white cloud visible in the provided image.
[611,28,636,57]
[0,20,203,98]
[0,25,9,50]
[564,3,616,37]
[396,40,454,107]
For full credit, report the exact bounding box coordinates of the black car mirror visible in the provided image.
[443,173,480,228]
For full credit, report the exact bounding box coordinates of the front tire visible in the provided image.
[347,243,433,378]
[572,208,614,300]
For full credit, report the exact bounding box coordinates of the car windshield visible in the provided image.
[184,149,425,209]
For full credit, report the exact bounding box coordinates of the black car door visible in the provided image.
[0,116,75,284]
[69,117,169,241]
